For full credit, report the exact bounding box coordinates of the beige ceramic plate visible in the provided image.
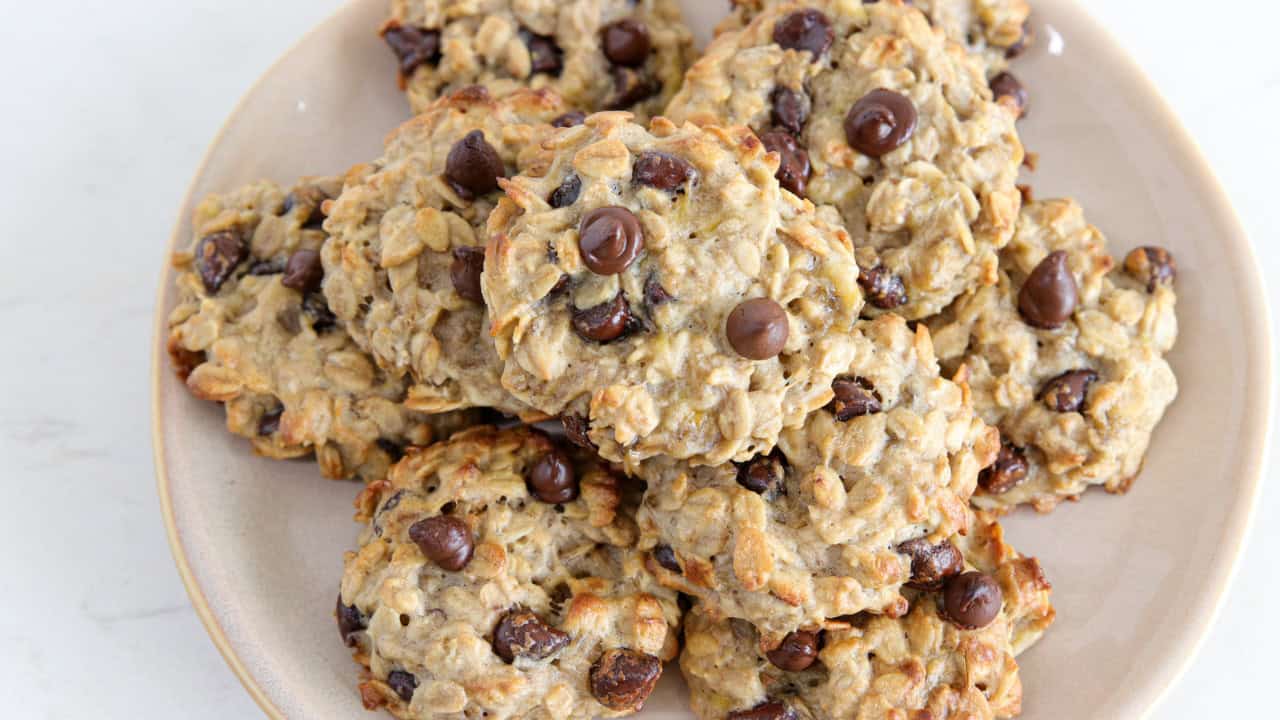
[152,1,1272,718]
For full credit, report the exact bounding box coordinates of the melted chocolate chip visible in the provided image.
[726,298,789,360]
[766,630,820,672]
[527,448,578,504]
[1018,251,1078,329]
[942,571,1003,630]
[492,608,570,663]
[589,649,663,711]
[772,9,834,60]
[302,292,337,334]
[408,515,474,571]
[282,249,323,292]
[759,130,811,197]
[386,670,418,702]
[979,441,1029,494]
[829,376,882,420]
[858,266,908,309]
[1040,369,1099,413]
[653,544,682,574]
[572,292,640,343]
[578,207,644,275]
[602,19,652,67]
[897,538,964,591]
[549,174,582,208]
[383,25,441,76]
[561,414,597,450]
[736,452,785,494]
[607,66,659,109]
[257,405,284,436]
[247,258,285,276]
[633,151,697,193]
[552,110,588,128]
[444,130,505,201]
[336,596,365,647]
[844,89,918,157]
[521,29,563,75]
[195,230,248,293]
[450,247,485,303]
[771,87,810,135]
[1123,246,1177,292]
[643,274,674,307]
[989,71,1028,118]
[728,700,799,720]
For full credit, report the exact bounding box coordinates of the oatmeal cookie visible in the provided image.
[679,510,1054,720]
[665,0,1024,319]
[635,314,999,643]
[322,86,574,416]
[928,198,1179,512]
[483,113,864,467]
[338,425,681,719]
[167,178,481,481]
[382,0,693,121]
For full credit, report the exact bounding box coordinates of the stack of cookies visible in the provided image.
[165,1,1179,718]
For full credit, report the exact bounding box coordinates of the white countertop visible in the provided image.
[0,0,1272,716]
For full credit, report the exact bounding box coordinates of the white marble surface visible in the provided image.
[0,0,1272,717]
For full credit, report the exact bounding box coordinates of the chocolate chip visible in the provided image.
[336,596,365,647]
[829,376,882,420]
[858,266,907,309]
[247,258,286,276]
[450,247,485,303]
[979,441,1029,494]
[561,414,597,450]
[772,9,834,60]
[897,538,963,591]
[759,130,811,197]
[578,206,644,275]
[728,701,799,720]
[376,438,406,462]
[444,130,505,201]
[281,249,323,292]
[766,630,820,672]
[386,670,418,702]
[521,29,563,75]
[549,175,582,208]
[726,298,789,360]
[383,25,441,76]
[736,452,785,494]
[653,544,682,574]
[492,608,570,663]
[589,649,663,711]
[302,292,337,334]
[572,292,640,343]
[1124,246,1177,292]
[527,448,578,504]
[643,274,674,307]
[1040,369,1099,413]
[607,66,659,109]
[552,110,588,128]
[257,405,284,436]
[195,230,248,293]
[942,571,1003,630]
[408,515,474,571]
[633,152,697,193]
[844,89,918,157]
[1018,251,1078,329]
[771,87,809,135]
[989,72,1028,118]
[602,19,652,67]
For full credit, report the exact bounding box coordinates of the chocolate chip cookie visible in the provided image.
[382,0,693,120]
[339,425,681,719]
[483,113,865,467]
[322,86,571,416]
[635,314,999,643]
[928,198,1179,512]
[665,0,1024,320]
[679,510,1054,720]
[167,177,481,481]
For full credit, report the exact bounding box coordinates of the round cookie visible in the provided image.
[483,113,865,467]
[635,314,999,643]
[665,0,1025,319]
[167,178,482,482]
[322,86,572,416]
[679,510,1054,720]
[927,198,1179,512]
[338,425,681,719]
[382,0,693,120]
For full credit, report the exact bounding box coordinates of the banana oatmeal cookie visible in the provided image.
[382,0,693,120]
[679,510,1054,720]
[928,198,1179,512]
[483,112,865,467]
[322,86,572,416]
[635,315,999,643]
[338,425,682,719]
[665,0,1025,319]
[167,177,480,481]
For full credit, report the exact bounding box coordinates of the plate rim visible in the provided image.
[150,1,1275,718]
